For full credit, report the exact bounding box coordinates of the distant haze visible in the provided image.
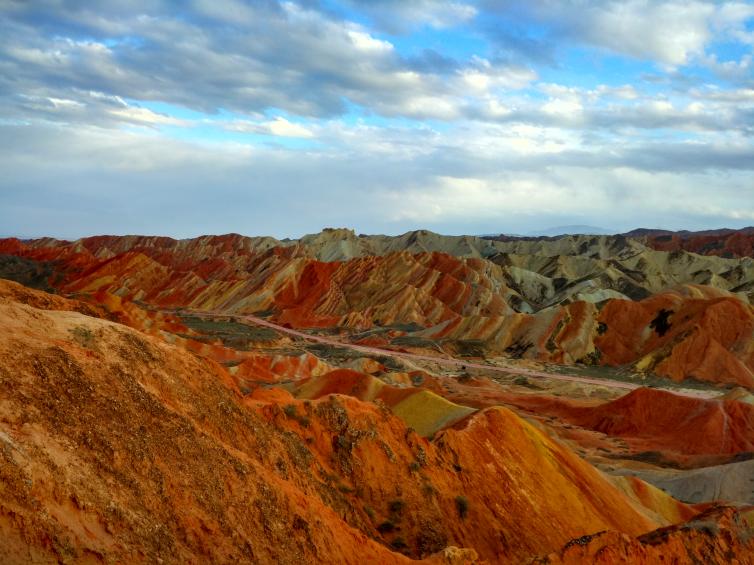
[526,226,614,237]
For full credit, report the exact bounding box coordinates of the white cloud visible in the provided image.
[225,117,314,138]
[381,165,754,230]
[542,98,583,119]
[457,57,537,93]
[44,97,85,110]
[0,0,752,240]
[1,118,752,239]
[342,1,477,32]
[488,1,753,67]
[346,30,394,53]
[109,106,188,126]
[595,85,639,100]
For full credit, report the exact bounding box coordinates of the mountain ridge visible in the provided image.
[2,228,754,389]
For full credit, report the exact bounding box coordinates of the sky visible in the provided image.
[1,0,753,239]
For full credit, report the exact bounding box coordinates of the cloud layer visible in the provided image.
[0,0,752,238]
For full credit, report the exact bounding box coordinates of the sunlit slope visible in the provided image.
[0,279,714,563]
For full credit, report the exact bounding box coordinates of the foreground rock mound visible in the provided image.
[0,288,412,563]
[0,281,719,563]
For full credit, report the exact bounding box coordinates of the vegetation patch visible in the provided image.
[513,376,542,389]
[69,326,95,349]
[387,322,425,332]
[0,255,58,292]
[617,451,683,469]
[454,339,486,358]
[305,342,365,363]
[505,339,533,358]
[577,348,602,366]
[388,499,405,515]
[282,404,310,428]
[377,520,396,534]
[455,495,469,519]
[390,537,408,552]
[179,315,280,349]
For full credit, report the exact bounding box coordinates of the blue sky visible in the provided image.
[1,0,753,239]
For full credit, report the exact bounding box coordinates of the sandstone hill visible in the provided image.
[2,229,753,389]
[619,459,754,506]
[533,506,754,564]
[625,227,754,258]
[0,279,723,563]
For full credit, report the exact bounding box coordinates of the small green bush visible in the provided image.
[70,326,95,348]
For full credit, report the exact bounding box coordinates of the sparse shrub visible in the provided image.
[377,520,395,534]
[455,339,485,357]
[390,537,408,551]
[283,404,311,428]
[69,326,94,348]
[335,435,350,449]
[364,505,375,520]
[415,446,427,466]
[455,495,469,519]
[578,349,602,366]
[417,522,448,555]
[409,461,421,472]
[388,499,405,515]
[422,482,437,498]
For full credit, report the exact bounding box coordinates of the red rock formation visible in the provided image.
[638,227,754,258]
[0,280,706,563]
[3,235,754,388]
[534,506,754,564]
[426,381,754,465]
[568,388,754,458]
[597,288,754,388]
[231,351,333,385]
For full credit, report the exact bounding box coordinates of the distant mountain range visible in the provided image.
[528,225,613,236]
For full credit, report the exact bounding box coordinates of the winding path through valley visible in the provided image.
[185,310,719,399]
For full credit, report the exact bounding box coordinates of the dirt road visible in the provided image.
[186,310,719,399]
